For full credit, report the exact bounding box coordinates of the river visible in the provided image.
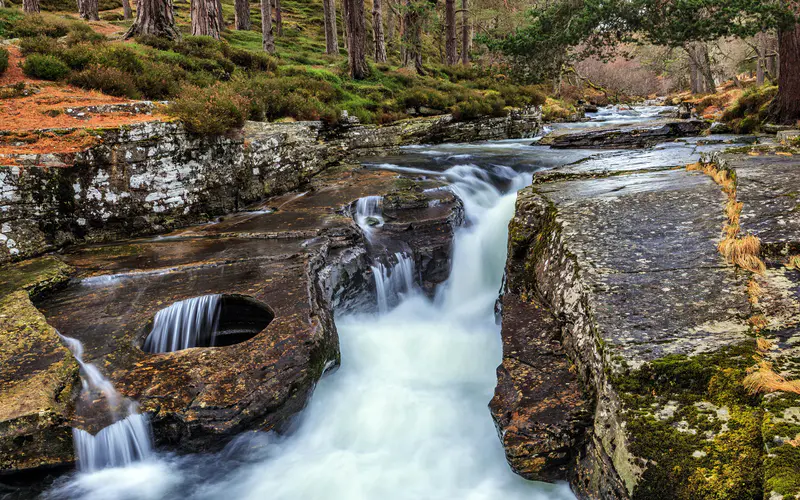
[45,106,750,500]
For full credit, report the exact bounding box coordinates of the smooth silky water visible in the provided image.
[46,153,575,500]
[46,106,758,500]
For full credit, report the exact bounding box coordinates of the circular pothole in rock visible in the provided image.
[141,294,274,353]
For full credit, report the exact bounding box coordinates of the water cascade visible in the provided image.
[48,163,573,500]
[354,195,385,240]
[371,252,416,313]
[59,334,153,473]
[142,294,222,353]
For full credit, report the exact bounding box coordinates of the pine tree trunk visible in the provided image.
[444,0,456,65]
[217,0,224,29]
[274,0,282,35]
[342,0,350,50]
[774,22,800,123]
[372,0,387,62]
[687,44,700,93]
[79,0,100,20]
[386,0,395,54]
[235,0,250,29]
[460,0,468,64]
[22,0,40,13]
[402,0,424,73]
[261,0,275,53]
[192,0,221,38]
[756,31,767,85]
[125,0,180,39]
[0,0,5,8]
[122,0,132,20]
[699,44,716,93]
[322,0,339,54]
[345,0,368,78]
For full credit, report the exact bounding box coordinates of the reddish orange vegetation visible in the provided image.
[1,46,166,160]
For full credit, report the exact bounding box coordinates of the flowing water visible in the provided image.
[142,294,223,353]
[46,107,755,500]
[47,153,573,500]
[58,335,154,474]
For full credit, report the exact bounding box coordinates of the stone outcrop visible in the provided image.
[496,143,800,499]
[539,120,710,149]
[0,164,463,485]
[0,109,540,264]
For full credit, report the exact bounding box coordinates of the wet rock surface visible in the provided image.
[500,139,800,499]
[540,120,710,149]
[0,164,463,482]
[0,110,539,264]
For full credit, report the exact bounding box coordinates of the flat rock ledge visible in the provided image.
[496,144,800,499]
[0,168,463,490]
[0,109,540,265]
[540,120,710,149]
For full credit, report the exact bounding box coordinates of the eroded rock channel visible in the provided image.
[2,105,798,500]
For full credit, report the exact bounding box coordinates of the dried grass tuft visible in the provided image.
[756,337,773,352]
[747,279,763,305]
[749,314,769,331]
[744,361,800,395]
[787,255,800,270]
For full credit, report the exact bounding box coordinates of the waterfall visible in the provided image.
[142,294,222,353]
[58,334,153,472]
[371,252,416,313]
[354,195,385,240]
[72,414,153,473]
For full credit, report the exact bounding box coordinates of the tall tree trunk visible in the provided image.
[322,0,339,54]
[125,0,180,39]
[0,0,5,8]
[217,0,224,29]
[698,44,716,93]
[372,0,387,62]
[342,0,350,50]
[402,0,424,73]
[774,23,800,123]
[460,0,469,64]
[274,0,282,35]
[444,0,456,65]
[122,0,132,20]
[386,0,395,54]
[756,31,767,85]
[79,0,100,20]
[261,0,275,52]
[22,0,40,13]
[192,0,221,38]
[235,0,250,29]
[345,0,368,78]
[686,44,702,93]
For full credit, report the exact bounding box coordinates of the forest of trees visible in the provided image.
[7,0,800,122]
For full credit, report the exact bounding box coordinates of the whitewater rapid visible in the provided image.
[47,162,575,500]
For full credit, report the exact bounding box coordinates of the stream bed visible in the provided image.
[43,107,756,500]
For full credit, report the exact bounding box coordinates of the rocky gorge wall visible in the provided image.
[0,108,540,264]
[496,140,800,499]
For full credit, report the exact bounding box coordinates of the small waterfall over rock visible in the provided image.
[142,294,222,353]
[59,334,153,472]
[371,252,416,313]
[354,195,385,240]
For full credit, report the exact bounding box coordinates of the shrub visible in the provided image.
[168,83,250,135]
[59,43,97,70]
[23,53,70,80]
[97,45,144,73]
[19,36,61,56]
[9,13,70,38]
[224,47,277,72]
[65,24,106,45]
[69,65,140,98]
[398,87,453,112]
[497,84,546,108]
[451,96,507,121]
[232,74,341,122]
[0,48,8,75]
[722,85,778,123]
[134,62,182,99]
[135,34,176,52]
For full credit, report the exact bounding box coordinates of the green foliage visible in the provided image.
[7,12,70,38]
[721,85,778,129]
[69,65,140,98]
[0,48,8,76]
[231,73,339,123]
[398,87,454,112]
[451,96,507,121]
[168,83,250,135]
[22,54,70,81]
